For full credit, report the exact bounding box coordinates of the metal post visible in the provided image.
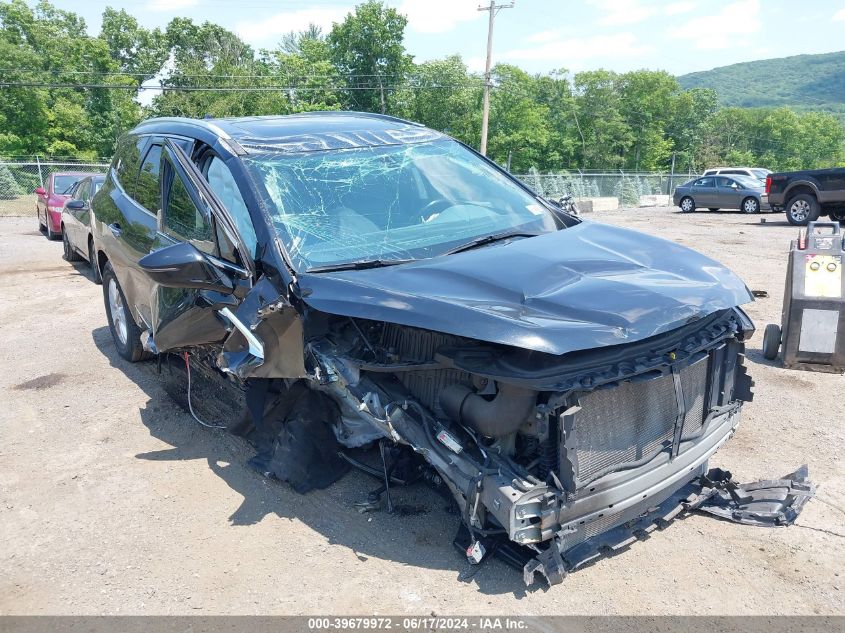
[35,155,44,188]
[478,1,514,156]
[669,152,676,195]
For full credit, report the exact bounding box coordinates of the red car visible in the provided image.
[35,172,93,240]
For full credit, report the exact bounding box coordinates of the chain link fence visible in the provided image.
[1,156,701,215]
[0,157,110,215]
[513,169,700,205]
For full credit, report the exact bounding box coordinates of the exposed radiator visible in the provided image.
[560,355,712,489]
[380,325,472,419]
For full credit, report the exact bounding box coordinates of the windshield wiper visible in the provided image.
[306,259,415,273]
[442,230,540,256]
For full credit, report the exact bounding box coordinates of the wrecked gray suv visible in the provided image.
[91,112,755,586]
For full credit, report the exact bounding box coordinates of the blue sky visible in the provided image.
[48,0,845,76]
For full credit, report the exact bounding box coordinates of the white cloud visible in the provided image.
[399,0,482,34]
[501,32,653,69]
[526,30,561,45]
[664,1,698,15]
[236,7,349,44]
[670,0,761,49]
[589,0,656,26]
[834,9,845,21]
[147,0,198,11]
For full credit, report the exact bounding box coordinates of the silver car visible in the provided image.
[673,175,768,214]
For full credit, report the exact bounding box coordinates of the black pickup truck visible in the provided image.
[766,168,845,226]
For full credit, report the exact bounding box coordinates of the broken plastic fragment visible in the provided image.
[686,465,815,527]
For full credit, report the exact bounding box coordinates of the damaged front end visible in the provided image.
[299,304,755,586]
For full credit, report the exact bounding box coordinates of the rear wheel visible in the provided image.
[88,238,102,284]
[829,210,845,224]
[742,197,760,214]
[102,262,148,362]
[762,324,781,361]
[63,229,81,261]
[680,196,695,213]
[786,194,820,226]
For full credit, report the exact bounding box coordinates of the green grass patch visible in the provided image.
[0,195,36,217]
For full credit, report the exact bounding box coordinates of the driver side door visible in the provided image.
[144,140,254,353]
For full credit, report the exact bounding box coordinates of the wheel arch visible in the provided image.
[784,182,820,202]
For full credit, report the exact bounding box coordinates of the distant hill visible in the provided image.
[678,51,845,121]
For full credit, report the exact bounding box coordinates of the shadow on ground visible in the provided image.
[89,325,541,597]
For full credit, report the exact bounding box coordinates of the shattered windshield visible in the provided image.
[243,139,558,271]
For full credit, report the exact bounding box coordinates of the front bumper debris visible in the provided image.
[459,465,815,588]
[685,465,815,527]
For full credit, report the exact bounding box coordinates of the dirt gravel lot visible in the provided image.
[0,206,843,615]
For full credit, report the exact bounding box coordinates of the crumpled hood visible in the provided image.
[298,221,753,356]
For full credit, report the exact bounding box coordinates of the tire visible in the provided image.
[708,208,719,212]
[88,238,102,284]
[102,262,149,362]
[63,229,81,262]
[762,323,781,361]
[786,193,820,226]
[679,196,695,213]
[742,197,760,214]
[829,210,845,224]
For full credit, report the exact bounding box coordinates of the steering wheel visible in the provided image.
[419,198,453,220]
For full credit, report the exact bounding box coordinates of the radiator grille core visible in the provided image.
[562,355,712,488]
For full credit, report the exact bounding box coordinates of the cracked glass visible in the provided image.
[243,139,558,271]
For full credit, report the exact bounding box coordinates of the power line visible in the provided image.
[0,80,482,92]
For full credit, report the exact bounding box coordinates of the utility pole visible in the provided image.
[478,0,514,156]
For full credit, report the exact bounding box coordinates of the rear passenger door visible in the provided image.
[690,177,717,207]
[97,136,161,328]
[145,140,253,353]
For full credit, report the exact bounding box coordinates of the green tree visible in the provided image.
[486,64,551,172]
[393,55,480,144]
[327,0,412,114]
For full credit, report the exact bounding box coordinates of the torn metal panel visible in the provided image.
[299,221,753,356]
[217,276,307,379]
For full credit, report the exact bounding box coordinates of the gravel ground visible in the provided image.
[0,207,843,616]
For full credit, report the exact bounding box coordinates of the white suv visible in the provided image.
[703,167,771,182]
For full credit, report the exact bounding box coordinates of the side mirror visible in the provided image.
[66,199,85,210]
[139,241,234,295]
[34,187,46,195]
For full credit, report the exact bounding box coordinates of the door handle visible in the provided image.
[108,222,122,237]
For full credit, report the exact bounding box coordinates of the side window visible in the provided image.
[716,176,733,188]
[135,144,162,213]
[204,156,258,257]
[114,136,145,195]
[693,177,715,188]
[162,154,215,255]
[77,181,91,204]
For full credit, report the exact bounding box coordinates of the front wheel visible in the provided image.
[762,323,781,361]
[786,194,820,226]
[102,262,148,363]
[829,210,845,224]
[742,197,760,214]
[679,196,695,213]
